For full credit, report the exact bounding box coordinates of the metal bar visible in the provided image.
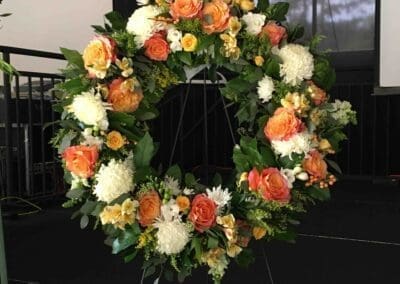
[0,45,65,60]
[202,70,209,183]
[2,52,13,197]
[359,84,364,175]
[372,95,377,177]
[15,76,23,197]
[0,204,8,284]
[312,0,317,36]
[18,71,64,79]
[27,77,34,196]
[51,78,57,195]
[385,97,390,175]
[40,77,46,194]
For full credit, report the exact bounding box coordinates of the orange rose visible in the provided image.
[176,195,190,211]
[144,33,170,61]
[201,0,230,34]
[138,190,161,227]
[249,167,291,203]
[264,107,303,141]
[82,36,116,79]
[170,0,203,19]
[106,131,126,150]
[261,21,287,46]
[303,150,328,180]
[62,145,98,178]
[308,81,327,106]
[189,194,217,232]
[108,78,143,112]
[259,168,291,202]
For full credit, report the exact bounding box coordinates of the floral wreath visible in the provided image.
[52,0,357,283]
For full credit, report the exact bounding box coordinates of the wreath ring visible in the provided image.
[52,1,356,283]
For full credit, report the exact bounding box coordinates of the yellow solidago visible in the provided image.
[281,92,310,116]
[136,227,156,249]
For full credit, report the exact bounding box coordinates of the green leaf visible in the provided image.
[134,132,155,168]
[124,250,138,263]
[212,173,222,186]
[105,11,127,31]
[197,35,216,51]
[235,248,255,268]
[80,200,97,215]
[185,173,197,187]
[233,146,251,173]
[266,2,290,22]
[134,106,160,121]
[264,57,280,79]
[312,57,336,91]
[257,0,270,13]
[166,165,182,183]
[108,111,136,128]
[144,266,156,278]
[178,51,193,66]
[191,237,202,262]
[326,159,342,175]
[259,145,277,167]
[91,25,107,33]
[112,224,141,254]
[287,25,305,42]
[58,131,77,154]
[80,215,89,229]
[66,188,84,199]
[274,230,296,242]
[308,186,331,201]
[240,137,263,166]
[60,47,84,70]
[207,237,219,249]
[135,166,154,183]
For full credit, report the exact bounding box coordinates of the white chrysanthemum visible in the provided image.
[206,186,232,211]
[81,128,103,149]
[273,44,314,86]
[271,131,315,158]
[126,5,164,48]
[164,176,181,195]
[257,75,275,103]
[154,220,191,255]
[136,0,149,6]
[69,90,110,130]
[241,12,266,35]
[94,154,135,203]
[167,28,183,52]
[280,168,295,189]
[183,187,195,195]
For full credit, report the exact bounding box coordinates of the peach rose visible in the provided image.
[249,167,291,203]
[264,107,303,141]
[170,0,203,19]
[308,81,327,106]
[303,150,328,180]
[108,78,143,112]
[201,0,230,34]
[261,21,287,46]
[138,190,161,227]
[258,168,291,202]
[106,131,126,150]
[82,36,116,79]
[144,33,170,61]
[189,194,217,232]
[62,145,98,178]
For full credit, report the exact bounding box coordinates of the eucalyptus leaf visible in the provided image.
[80,215,89,229]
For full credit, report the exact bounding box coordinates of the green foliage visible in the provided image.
[105,11,127,31]
[112,223,141,254]
[112,30,137,57]
[166,165,182,183]
[134,132,155,168]
[175,18,202,33]
[312,57,336,90]
[265,2,290,22]
[60,47,84,70]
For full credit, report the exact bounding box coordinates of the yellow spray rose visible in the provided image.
[181,33,198,52]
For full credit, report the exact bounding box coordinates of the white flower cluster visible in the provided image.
[271,131,315,158]
[81,128,103,149]
[257,75,275,103]
[206,186,232,213]
[69,90,110,130]
[273,44,314,86]
[154,200,191,255]
[164,176,182,195]
[241,12,266,35]
[136,0,149,6]
[330,99,356,126]
[94,154,135,203]
[167,27,183,52]
[126,5,164,48]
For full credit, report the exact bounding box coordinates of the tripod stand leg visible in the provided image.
[0,205,8,284]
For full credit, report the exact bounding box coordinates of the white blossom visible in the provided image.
[154,220,191,255]
[167,27,183,52]
[81,128,103,149]
[241,12,266,35]
[271,131,315,158]
[257,75,275,103]
[206,186,232,212]
[164,176,181,196]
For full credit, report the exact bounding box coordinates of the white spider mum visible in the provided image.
[206,186,232,211]
[154,220,191,255]
[271,131,315,158]
[273,44,314,86]
[164,176,181,196]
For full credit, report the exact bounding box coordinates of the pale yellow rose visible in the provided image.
[181,33,198,52]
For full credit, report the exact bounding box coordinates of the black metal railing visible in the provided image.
[0,46,66,200]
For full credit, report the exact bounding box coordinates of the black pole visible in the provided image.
[0,204,7,284]
[312,0,318,36]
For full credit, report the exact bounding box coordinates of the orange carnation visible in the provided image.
[264,107,303,141]
[82,36,116,79]
[108,78,143,112]
[138,190,161,227]
[170,0,203,20]
[261,21,287,46]
[144,33,170,61]
[303,150,328,180]
[201,0,230,34]
[62,145,98,178]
